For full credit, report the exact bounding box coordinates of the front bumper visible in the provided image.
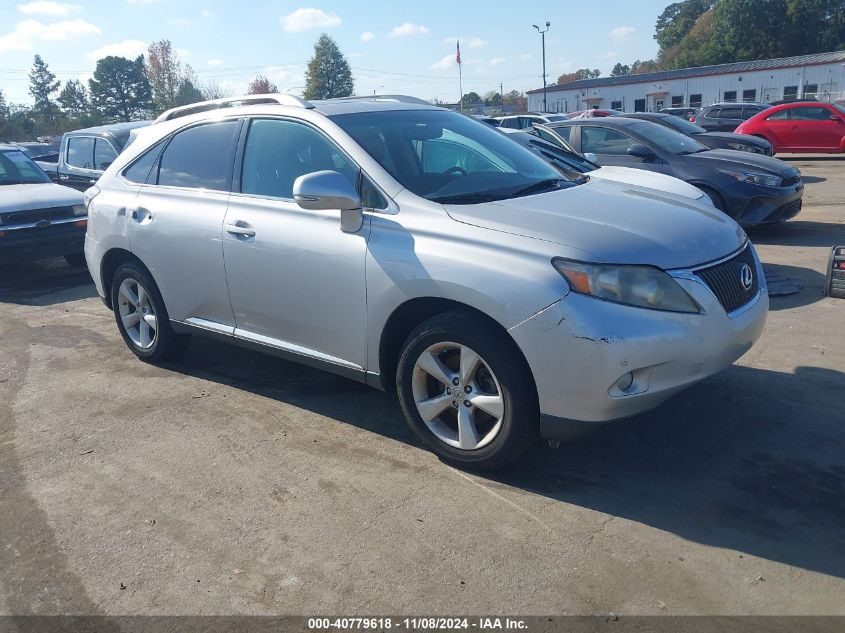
[0,220,87,259]
[724,179,804,226]
[509,246,768,436]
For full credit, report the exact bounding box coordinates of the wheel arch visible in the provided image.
[377,297,538,402]
[99,248,152,309]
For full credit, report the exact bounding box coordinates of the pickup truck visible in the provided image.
[38,121,151,192]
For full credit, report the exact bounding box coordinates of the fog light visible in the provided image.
[616,372,634,391]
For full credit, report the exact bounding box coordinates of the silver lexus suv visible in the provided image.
[85,95,768,469]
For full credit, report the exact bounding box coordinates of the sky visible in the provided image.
[0,0,669,106]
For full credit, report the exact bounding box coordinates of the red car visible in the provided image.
[736,102,845,154]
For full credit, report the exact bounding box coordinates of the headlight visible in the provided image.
[718,169,781,187]
[727,142,751,153]
[553,259,701,313]
[72,204,87,217]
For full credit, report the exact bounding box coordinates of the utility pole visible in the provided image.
[533,21,550,112]
[500,82,504,111]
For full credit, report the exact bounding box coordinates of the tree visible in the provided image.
[147,40,204,113]
[29,55,60,122]
[58,79,89,118]
[655,0,712,51]
[89,56,153,122]
[482,90,503,106]
[556,68,601,85]
[610,63,631,76]
[303,34,354,100]
[202,81,233,100]
[461,91,481,106]
[630,59,660,74]
[246,75,279,94]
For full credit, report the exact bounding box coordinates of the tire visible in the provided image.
[396,311,538,470]
[110,262,189,362]
[64,252,86,268]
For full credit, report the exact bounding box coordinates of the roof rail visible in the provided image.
[154,94,314,123]
[326,94,433,106]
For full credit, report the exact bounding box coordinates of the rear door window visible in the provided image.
[94,139,118,171]
[157,120,240,191]
[66,137,95,169]
[718,107,743,119]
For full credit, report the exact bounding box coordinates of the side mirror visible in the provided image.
[293,170,363,233]
[627,143,655,160]
[584,152,598,163]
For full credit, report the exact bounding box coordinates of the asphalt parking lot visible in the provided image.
[1,159,844,617]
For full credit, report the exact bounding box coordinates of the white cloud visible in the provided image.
[430,54,455,71]
[388,22,428,38]
[360,31,374,43]
[17,1,82,16]
[85,39,147,60]
[0,18,100,51]
[599,50,617,59]
[281,7,341,32]
[443,36,486,48]
[610,26,635,42]
[489,57,506,67]
[206,58,224,67]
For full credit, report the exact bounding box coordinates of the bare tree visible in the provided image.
[247,74,279,95]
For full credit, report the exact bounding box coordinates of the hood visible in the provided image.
[444,178,746,270]
[684,148,799,177]
[590,166,705,200]
[700,131,771,148]
[0,183,83,214]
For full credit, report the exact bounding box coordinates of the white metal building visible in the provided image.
[527,51,845,113]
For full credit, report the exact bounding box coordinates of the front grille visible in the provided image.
[0,206,75,227]
[695,246,760,313]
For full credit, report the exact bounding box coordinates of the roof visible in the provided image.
[65,121,152,136]
[528,50,845,94]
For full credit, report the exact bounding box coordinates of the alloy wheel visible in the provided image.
[117,277,158,349]
[411,342,505,451]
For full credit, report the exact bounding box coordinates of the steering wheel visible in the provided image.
[442,166,467,177]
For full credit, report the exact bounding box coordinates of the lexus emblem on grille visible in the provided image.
[740,263,754,291]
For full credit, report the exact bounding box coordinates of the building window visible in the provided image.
[804,83,818,98]
[634,98,646,112]
[784,86,799,100]
[742,89,757,102]
[690,94,702,107]
[611,100,622,111]
[723,90,737,102]
[671,95,683,107]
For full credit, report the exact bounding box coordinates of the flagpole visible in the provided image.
[457,39,463,111]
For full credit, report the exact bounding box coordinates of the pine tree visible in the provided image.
[29,55,60,122]
[58,79,90,118]
[89,55,153,122]
[303,34,354,100]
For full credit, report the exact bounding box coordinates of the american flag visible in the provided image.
[456,40,461,65]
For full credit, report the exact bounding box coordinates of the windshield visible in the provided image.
[658,116,707,135]
[331,109,577,204]
[629,121,709,155]
[0,150,51,185]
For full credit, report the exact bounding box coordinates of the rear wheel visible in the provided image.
[110,262,189,362]
[396,312,538,470]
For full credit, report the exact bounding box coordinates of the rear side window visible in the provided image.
[499,118,519,129]
[742,107,764,119]
[94,139,118,171]
[766,110,790,121]
[123,141,165,184]
[66,137,95,169]
[240,118,358,200]
[549,126,573,145]
[157,120,240,190]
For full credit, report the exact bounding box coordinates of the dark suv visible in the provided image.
[693,103,769,132]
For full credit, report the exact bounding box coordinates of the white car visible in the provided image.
[0,144,87,266]
[499,128,711,204]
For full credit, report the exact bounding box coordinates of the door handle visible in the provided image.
[225,223,256,238]
[89,179,97,185]
[128,207,152,222]
[58,174,69,181]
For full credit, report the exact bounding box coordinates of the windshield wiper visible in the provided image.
[511,178,566,197]
[429,192,504,204]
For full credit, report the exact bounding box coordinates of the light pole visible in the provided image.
[533,21,550,112]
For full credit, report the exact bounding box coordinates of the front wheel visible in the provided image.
[396,312,538,470]
[110,262,189,362]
